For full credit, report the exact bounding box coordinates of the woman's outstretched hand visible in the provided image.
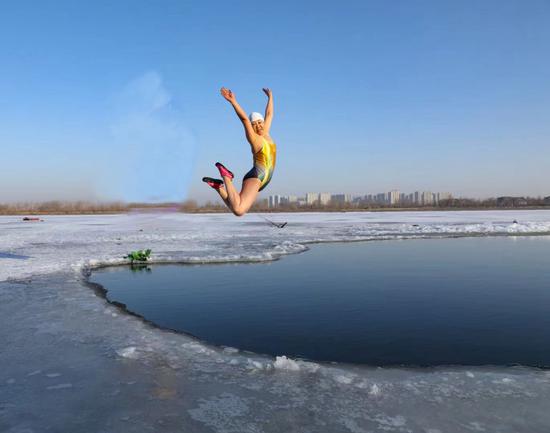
[221,87,236,103]
[262,88,272,98]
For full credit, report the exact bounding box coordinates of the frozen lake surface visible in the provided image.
[2,211,550,432]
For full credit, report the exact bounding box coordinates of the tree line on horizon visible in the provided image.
[1,196,549,215]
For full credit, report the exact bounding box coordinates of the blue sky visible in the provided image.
[1,0,549,202]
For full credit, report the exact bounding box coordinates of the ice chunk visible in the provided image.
[273,355,300,371]
[116,346,139,359]
[246,359,266,370]
[369,384,381,396]
[335,374,354,385]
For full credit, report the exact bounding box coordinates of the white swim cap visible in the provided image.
[249,112,264,122]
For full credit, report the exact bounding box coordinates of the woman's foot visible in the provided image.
[202,177,224,190]
[215,162,234,179]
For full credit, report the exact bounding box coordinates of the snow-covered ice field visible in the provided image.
[2,210,550,432]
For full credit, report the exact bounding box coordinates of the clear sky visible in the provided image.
[1,0,549,202]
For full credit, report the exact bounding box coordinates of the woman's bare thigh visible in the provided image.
[238,178,262,211]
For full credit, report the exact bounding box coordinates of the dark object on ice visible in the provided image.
[0,252,30,260]
[412,224,420,227]
[260,215,287,229]
[513,220,518,224]
[125,249,152,263]
[22,217,42,222]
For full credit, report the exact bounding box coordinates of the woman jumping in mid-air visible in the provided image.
[202,87,276,216]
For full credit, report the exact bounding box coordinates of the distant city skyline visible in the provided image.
[267,190,453,208]
[266,191,550,209]
[1,1,549,203]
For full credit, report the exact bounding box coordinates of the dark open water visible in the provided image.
[90,236,550,366]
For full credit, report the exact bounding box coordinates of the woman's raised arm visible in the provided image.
[221,87,262,150]
[262,88,273,133]
[221,87,248,121]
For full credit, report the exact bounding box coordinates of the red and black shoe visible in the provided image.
[215,162,234,179]
[202,177,224,190]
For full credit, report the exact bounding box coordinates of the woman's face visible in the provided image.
[251,119,264,135]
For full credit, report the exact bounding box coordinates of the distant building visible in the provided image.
[268,195,299,207]
[438,192,452,202]
[388,190,400,205]
[414,191,420,205]
[545,196,550,206]
[331,194,352,204]
[319,193,331,206]
[268,195,282,208]
[306,193,319,205]
[421,191,434,206]
[376,193,386,204]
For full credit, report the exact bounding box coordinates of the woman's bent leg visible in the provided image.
[215,185,231,207]
[222,177,261,216]
[221,175,238,205]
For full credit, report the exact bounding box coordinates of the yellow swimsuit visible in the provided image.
[243,137,277,191]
